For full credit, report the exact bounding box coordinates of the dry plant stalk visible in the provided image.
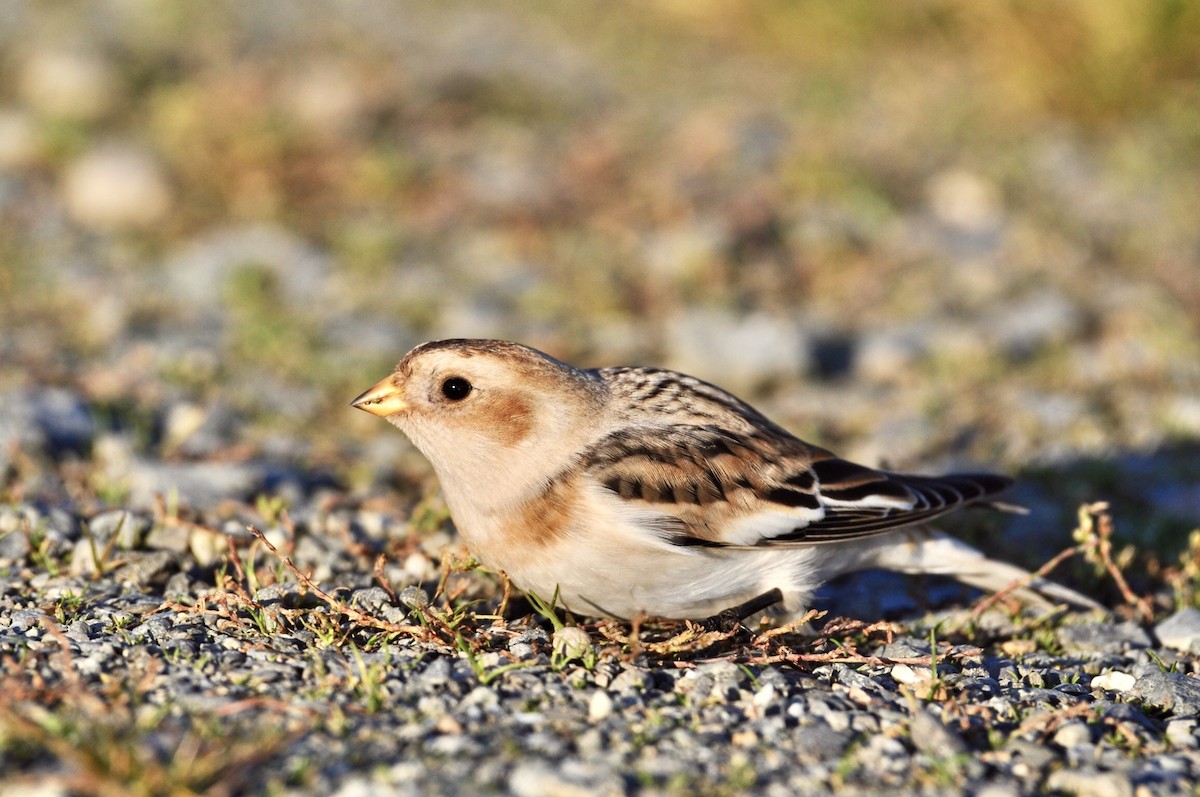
[1074,501,1153,621]
[970,501,1150,621]
[244,524,434,642]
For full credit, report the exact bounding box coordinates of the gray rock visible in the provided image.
[910,708,968,757]
[1058,621,1152,654]
[879,636,932,660]
[0,526,31,562]
[351,587,394,613]
[1128,671,1200,716]
[1044,768,1133,797]
[164,224,330,315]
[88,510,150,550]
[0,389,95,463]
[1155,607,1200,654]
[508,760,621,797]
[664,309,812,392]
[127,459,266,508]
[38,388,95,454]
[792,723,853,763]
[988,292,1085,359]
[163,401,241,458]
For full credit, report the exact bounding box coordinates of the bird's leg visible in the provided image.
[697,588,783,633]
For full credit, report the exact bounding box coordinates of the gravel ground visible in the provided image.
[3,2,1200,795]
[2,488,1200,797]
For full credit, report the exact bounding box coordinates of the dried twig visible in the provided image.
[245,524,431,641]
[970,543,1082,619]
[1074,501,1153,621]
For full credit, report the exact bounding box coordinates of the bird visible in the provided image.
[352,338,1099,622]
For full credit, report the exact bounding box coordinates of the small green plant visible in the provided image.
[527,588,598,671]
[255,494,288,525]
[53,592,87,625]
[25,521,60,576]
[458,634,534,685]
[1146,649,1179,674]
[347,644,390,714]
[79,513,126,579]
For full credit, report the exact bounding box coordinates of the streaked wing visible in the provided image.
[582,423,1012,548]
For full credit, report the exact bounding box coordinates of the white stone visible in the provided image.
[665,309,810,392]
[1091,670,1137,693]
[63,144,173,230]
[0,110,38,169]
[890,663,933,685]
[1052,721,1092,747]
[926,169,1003,233]
[20,49,118,120]
[752,682,777,709]
[587,690,613,722]
[1156,607,1200,654]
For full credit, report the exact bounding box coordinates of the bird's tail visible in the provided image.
[827,528,1103,611]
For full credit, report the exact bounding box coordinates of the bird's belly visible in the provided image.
[481,536,822,620]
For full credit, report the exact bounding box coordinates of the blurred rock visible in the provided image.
[856,320,991,383]
[1128,671,1200,717]
[37,388,96,455]
[910,709,967,757]
[644,222,723,280]
[0,388,97,464]
[165,224,330,312]
[1155,608,1200,655]
[855,327,928,383]
[1165,395,1200,436]
[127,460,266,509]
[465,130,554,212]
[0,109,38,170]
[987,292,1085,359]
[665,309,811,392]
[282,61,369,136]
[163,401,240,458]
[1043,769,1132,797]
[0,389,41,472]
[89,509,151,550]
[325,315,416,362]
[925,169,1003,234]
[63,144,174,231]
[1058,622,1152,654]
[19,48,118,121]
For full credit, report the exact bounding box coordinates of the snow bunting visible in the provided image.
[353,339,1098,621]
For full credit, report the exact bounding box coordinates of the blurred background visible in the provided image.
[1,1,1198,571]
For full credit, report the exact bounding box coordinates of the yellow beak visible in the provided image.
[351,377,409,417]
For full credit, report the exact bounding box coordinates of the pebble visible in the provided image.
[1058,621,1153,654]
[664,309,811,392]
[1091,671,1137,693]
[1044,768,1133,797]
[987,292,1085,358]
[587,690,613,722]
[164,224,330,315]
[63,143,173,231]
[1155,608,1200,655]
[0,109,38,169]
[1128,671,1200,716]
[127,460,266,509]
[19,48,118,120]
[1053,721,1093,747]
[910,708,967,757]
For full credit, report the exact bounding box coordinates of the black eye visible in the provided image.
[441,376,472,401]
